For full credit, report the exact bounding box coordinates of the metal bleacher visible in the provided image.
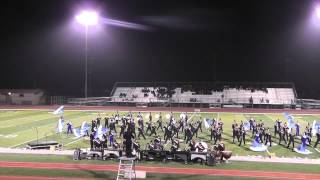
[110,82,297,108]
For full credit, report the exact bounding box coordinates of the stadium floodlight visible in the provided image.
[75,10,99,100]
[75,10,99,26]
[316,7,320,19]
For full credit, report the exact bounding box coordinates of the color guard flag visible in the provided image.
[56,118,64,133]
[94,125,108,139]
[73,128,81,138]
[284,112,295,129]
[204,118,213,129]
[53,106,64,115]
[312,120,320,136]
[80,121,89,136]
[73,121,91,138]
[244,121,250,131]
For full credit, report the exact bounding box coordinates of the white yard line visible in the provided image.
[0,115,57,128]
[8,114,94,148]
[9,136,45,148]
[64,137,83,146]
[187,112,196,123]
[264,114,275,120]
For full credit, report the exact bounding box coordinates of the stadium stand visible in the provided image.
[110,82,297,108]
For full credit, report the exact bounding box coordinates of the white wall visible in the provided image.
[0,91,45,105]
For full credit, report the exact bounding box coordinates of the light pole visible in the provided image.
[75,10,99,100]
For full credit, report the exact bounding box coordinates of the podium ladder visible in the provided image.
[116,157,136,180]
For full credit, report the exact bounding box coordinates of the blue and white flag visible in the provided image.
[284,112,295,129]
[312,120,320,136]
[94,125,108,139]
[73,122,90,138]
[53,106,64,115]
[80,121,89,136]
[73,128,81,138]
[203,118,213,129]
[56,118,64,133]
[244,121,250,131]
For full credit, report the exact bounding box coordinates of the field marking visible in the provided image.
[0,134,18,138]
[187,112,196,123]
[5,112,91,136]
[0,111,47,122]
[0,115,57,128]
[0,111,84,128]
[8,114,95,148]
[264,114,276,120]
[64,137,83,146]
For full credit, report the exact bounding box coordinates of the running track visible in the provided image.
[0,161,320,180]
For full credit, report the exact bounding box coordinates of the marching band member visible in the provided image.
[232,120,239,143]
[314,130,320,148]
[211,124,217,141]
[171,138,180,151]
[109,132,114,147]
[104,117,109,128]
[113,139,120,149]
[197,119,203,133]
[147,140,155,150]
[252,120,257,138]
[154,136,161,145]
[133,139,140,151]
[156,113,163,131]
[101,133,107,149]
[97,117,101,126]
[283,123,289,142]
[148,112,152,122]
[295,121,300,136]
[188,140,196,152]
[278,125,287,145]
[218,141,225,151]
[238,126,246,146]
[274,119,279,137]
[287,130,295,150]
[109,118,117,133]
[146,119,152,135]
[138,125,146,140]
[150,123,157,136]
[264,128,272,147]
[119,123,126,137]
[249,118,253,130]
[138,115,144,131]
[66,121,73,134]
[185,127,193,143]
[214,127,222,145]
[195,142,205,152]
[89,132,94,150]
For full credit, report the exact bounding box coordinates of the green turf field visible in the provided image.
[0,109,320,159]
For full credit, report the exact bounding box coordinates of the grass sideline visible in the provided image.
[0,110,320,159]
[0,167,269,180]
[0,153,320,174]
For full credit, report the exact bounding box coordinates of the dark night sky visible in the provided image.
[1,0,320,98]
